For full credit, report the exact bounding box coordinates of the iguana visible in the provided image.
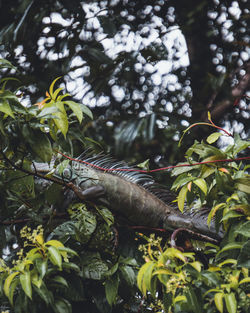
[50,151,223,241]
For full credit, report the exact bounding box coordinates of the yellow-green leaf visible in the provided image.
[53,111,68,137]
[207,132,222,144]
[64,100,83,123]
[20,271,32,299]
[0,99,15,118]
[137,261,155,295]
[49,77,62,97]
[52,87,64,100]
[207,203,225,226]
[45,240,64,248]
[4,271,20,301]
[174,295,186,303]
[239,277,250,285]
[177,185,188,212]
[193,178,207,195]
[224,293,237,313]
[190,261,202,272]
[164,248,186,263]
[48,246,62,269]
[214,292,224,313]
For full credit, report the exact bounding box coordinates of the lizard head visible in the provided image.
[71,160,99,188]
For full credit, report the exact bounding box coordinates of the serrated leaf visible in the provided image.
[193,178,207,195]
[20,271,32,299]
[214,292,224,313]
[207,132,222,144]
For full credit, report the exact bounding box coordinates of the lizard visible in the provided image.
[54,151,223,242]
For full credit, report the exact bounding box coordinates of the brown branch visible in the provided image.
[170,227,219,247]
[209,62,250,121]
[0,150,70,188]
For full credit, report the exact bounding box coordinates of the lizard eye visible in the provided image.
[62,168,72,180]
[73,161,79,170]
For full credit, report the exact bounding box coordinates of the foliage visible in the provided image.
[0,59,250,313]
[137,121,250,312]
[0,0,249,164]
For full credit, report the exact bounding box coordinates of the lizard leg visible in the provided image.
[68,182,105,200]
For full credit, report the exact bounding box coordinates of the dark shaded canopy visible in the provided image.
[0,0,249,162]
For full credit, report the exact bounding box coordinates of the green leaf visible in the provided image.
[62,262,80,273]
[53,101,68,137]
[52,87,64,100]
[193,178,207,195]
[235,221,250,237]
[49,77,62,97]
[217,242,243,256]
[137,261,155,295]
[237,240,250,268]
[45,239,64,248]
[29,131,52,162]
[81,252,109,280]
[4,272,20,304]
[221,210,243,222]
[235,182,250,194]
[224,293,237,313]
[64,100,83,123]
[80,103,93,119]
[95,207,114,226]
[0,58,17,70]
[37,106,60,118]
[137,159,150,170]
[0,99,15,118]
[34,284,53,305]
[120,265,135,286]
[214,292,224,313]
[51,276,68,288]
[185,286,202,313]
[48,246,62,269]
[54,298,72,313]
[105,274,119,306]
[164,248,186,263]
[239,277,250,285]
[20,271,32,299]
[35,259,47,279]
[177,185,188,212]
[207,132,222,144]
